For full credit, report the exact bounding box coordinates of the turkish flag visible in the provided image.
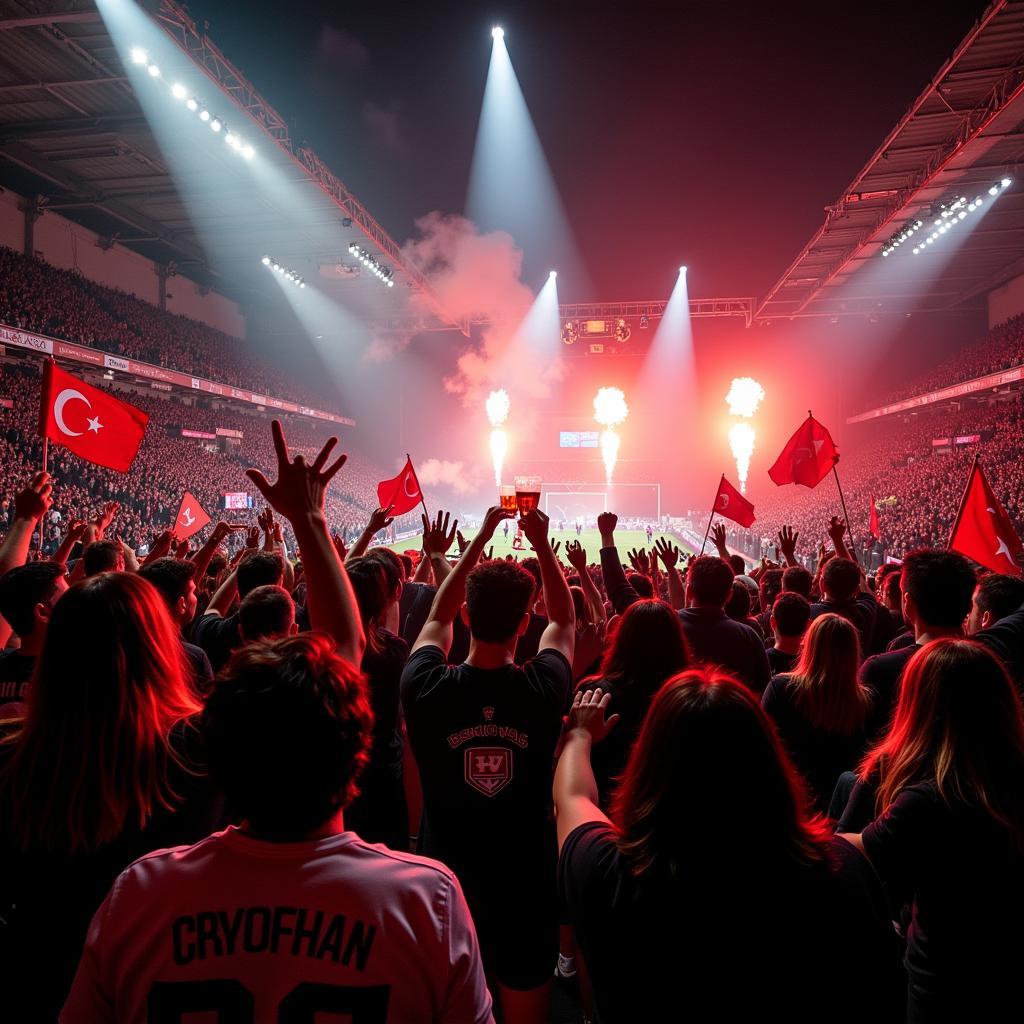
[377,456,423,516]
[39,360,148,472]
[173,491,211,540]
[714,475,756,528]
[869,497,881,540]
[768,414,840,489]
[948,459,1023,576]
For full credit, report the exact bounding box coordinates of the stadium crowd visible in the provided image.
[1,274,1024,1023]
[0,246,338,410]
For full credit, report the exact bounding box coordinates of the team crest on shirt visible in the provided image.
[464,746,512,797]
[482,706,495,721]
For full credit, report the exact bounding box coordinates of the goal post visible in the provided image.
[543,483,661,521]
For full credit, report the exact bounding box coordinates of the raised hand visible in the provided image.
[14,471,53,522]
[567,688,620,743]
[330,531,348,560]
[597,512,618,540]
[422,509,459,558]
[273,521,284,546]
[456,529,469,555]
[551,539,561,559]
[94,500,120,534]
[827,516,847,547]
[653,537,679,569]
[64,519,87,545]
[627,547,651,575]
[480,505,517,540]
[520,508,551,548]
[245,526,261,550]
[257,507,276,540]
[246,420,347,524]
[710,523,728,554]
[565,539,588,571]
[208,522,234,547]
[368,505,395,534]
[174,537,191,560]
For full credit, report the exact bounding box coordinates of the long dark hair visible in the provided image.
[0,573,200,852]
[861,639,1024,842]
[612,670,831,877]
[590,599,689,706]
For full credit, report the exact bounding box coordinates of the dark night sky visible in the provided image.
[185,0,985,303]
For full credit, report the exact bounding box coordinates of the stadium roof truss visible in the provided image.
[0,0,464,331]
[756,0,1024,322]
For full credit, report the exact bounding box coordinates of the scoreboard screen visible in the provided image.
[222,492,253,510]
[559,431,599,448]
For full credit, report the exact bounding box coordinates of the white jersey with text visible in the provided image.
[60,826,494,1024]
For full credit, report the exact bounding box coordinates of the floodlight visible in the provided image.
[210,118,222,132]
[171,83,187,100]
[147,64,160,78]
[186,97,198,111]
[492,27,504,39]
[199,109,210,122]
[680,265,687,273]
[241,145,254,159]
[261,256,270,265]
[549,270,557,278]
[1002,177,1012,188]
[130,47,148,65]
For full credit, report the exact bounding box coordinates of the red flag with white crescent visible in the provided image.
[38,359,148,472]
[376,456,423,516]
[714,475,756,529]
[948,459,1023,576]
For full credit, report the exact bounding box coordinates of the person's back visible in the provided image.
[62,632,492,1024]
[679,557,770,693]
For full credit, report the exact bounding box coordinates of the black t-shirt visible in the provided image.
[863,780,1024,1020]
[761,675,878,812]
[559,822,904,1023]
[192,611,242,672]
[860,643,919,724]
[766,645,798,675]
[345,628,410,849]
[810,594,879,651]
[678,607,771,695]
[400,645,571,893]
[0,650,35,707]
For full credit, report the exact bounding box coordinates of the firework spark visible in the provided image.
[594,387,629,486]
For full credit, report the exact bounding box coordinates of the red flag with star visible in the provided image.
[948,458,1023,576]
[39,360,148,472]
[713,474,756,528]
[173,491,211,540]
[376,456,423,516]
[768,414,840,489]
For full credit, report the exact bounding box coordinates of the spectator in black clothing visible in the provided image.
[726,578,763,637]
[194,549,284,671]
[575,599,690,807]
[762,614,877,811]
[556,674,903,1023]
[82,539,124,576]
[767,591,810,675]
[627,571,655,598]
[967,572,1024,635]
[726,553,746,578]
[0,561,67,713]
[0,572,223,1020]
[138,557,214,689]
[874,566,909,652]
[679,555,771,694]
[238,584,296,641]
[811,557,878,651]
[859,549,976,718]
[782,564,813,600]
[345,555,410,850]
[840,640,1024,1022]
[401,506,573,1024]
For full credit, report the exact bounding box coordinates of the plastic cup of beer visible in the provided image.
[514,476,541,517]
[499,485,517,511]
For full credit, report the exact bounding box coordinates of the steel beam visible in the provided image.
[0,12,102,31]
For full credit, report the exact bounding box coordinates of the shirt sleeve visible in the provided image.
[440,873,495,1024]
[526,648,573,711]
[599,546,640,615]
[861,784,934,903]
[399,644,446,705]
[59,881,118,1024]
[558,822,620,922]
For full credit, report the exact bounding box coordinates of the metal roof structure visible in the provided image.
[0,0,462,330]
[756,0,1024,322]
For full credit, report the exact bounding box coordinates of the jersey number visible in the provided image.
[148,980,391,1022]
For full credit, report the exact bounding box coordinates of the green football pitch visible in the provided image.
[383,528,697,561]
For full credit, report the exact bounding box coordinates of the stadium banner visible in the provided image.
[932,437,951,447]
[215,427,244,438]
[0,325,53,355]
[954,434,982,445]
[848,364,1024,423]
[0,323,354,426]
[151,382,173,392]
[181,429,217,440]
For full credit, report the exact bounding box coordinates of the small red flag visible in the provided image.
[948,459,1023,576]
[39,360,148,472]
[173,491,211,540]
[768,414,840,489]
[869,496,881,540]
[376,456,423,517]
[714,475,756,529]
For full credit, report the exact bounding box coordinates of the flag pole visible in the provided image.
[408,453,429,521]
[37,436,48,553]
[946,454,980,551]
[831,465,859,565]
[700,475,723,555]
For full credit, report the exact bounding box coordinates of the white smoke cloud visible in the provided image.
[417,458,482,497]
